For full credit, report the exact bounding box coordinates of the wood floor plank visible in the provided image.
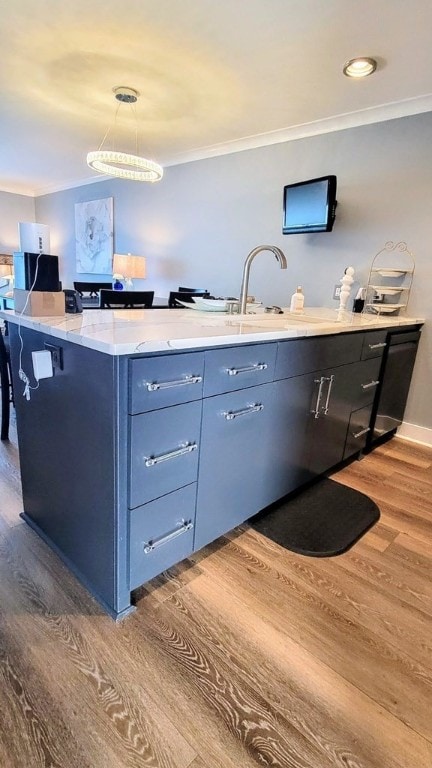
[376,499,432,545]
[380,438,432,468]
[185,759,207,768]
[356,521,398,552]
[389,531,432,574]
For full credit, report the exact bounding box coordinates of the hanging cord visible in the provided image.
[130,101,140,156]
[97,100,122,152]
[17,254,44,400]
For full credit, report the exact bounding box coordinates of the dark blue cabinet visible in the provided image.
[9,321,418,619]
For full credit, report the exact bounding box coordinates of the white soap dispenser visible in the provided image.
[289,285,304,314]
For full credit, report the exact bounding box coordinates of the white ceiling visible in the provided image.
[1,0,432,197]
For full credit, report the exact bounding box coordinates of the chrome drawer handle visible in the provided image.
[352,426,371,439]
[323,375,334,415]
[224,403,264,420]
[361,380,380,390]
[144,442,198,467]
[143,519,193,554]
[368,342,387,350]
[145,375,202,391]
[312,377,325,419]
[226,363,268,376]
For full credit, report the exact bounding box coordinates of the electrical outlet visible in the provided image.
[333,284,341,300]
[44,342,63,371]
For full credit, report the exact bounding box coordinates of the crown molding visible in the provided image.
[164,93,432,168]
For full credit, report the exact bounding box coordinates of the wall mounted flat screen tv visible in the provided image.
[282,175,337,234]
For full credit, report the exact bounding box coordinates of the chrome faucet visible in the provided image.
[239,245,287,314]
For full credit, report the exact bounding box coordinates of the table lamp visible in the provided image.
[0,258,14,296]
[112,253,146,290]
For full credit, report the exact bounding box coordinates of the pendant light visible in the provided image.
[87,87,163,182]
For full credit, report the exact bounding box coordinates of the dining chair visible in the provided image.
[168,290,209,308]
[178,286,209,294]
[0,324,13,441]
[73,281,113,297]
[99,290,154,309]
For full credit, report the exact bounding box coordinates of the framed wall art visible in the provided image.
[75,197,113,274]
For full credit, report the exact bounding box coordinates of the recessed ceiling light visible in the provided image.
[343,57,377,78]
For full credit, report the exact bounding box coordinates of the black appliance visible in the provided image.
[283,175,337,234]
[64,289,83,314]
[368,327,421,446]
[13,252,60,292]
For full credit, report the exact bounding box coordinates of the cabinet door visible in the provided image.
[272,377,315,496]
[372,335,419,440]
[305,363,357,477]
[195,383,277,550]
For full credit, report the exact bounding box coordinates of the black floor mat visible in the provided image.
[250,478,380,557]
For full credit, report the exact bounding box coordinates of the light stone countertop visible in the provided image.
[0,306,425,356]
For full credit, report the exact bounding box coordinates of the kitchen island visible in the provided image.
[1,306,424,618]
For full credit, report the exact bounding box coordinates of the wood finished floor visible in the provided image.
[0,419,432,767]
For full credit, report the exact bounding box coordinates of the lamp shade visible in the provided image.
[112,253,146,279]
[0,255,13,280]
[0,265,13,279]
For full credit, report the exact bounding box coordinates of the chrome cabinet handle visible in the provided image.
[226,363,268,376]
[368,342,387,350]
[312,377,325,419]
[352,426,371,439]
[361,380,380,390]
[223,403,264,420]
[145,375,202,391]
[323,375,334,415]
[143,519,193,554]
[144,442,198,467]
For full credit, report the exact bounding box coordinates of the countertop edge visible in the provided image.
[0,307,425,356]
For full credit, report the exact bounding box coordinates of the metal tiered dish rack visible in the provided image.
[364,241,415,316]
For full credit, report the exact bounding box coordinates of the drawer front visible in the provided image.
[129,484,196,590]
[344,405,374,460]
[361,330,388,360]
[350,358,382,410]
[275,333,363,380]
[129,352,204,414]
[129,401,201,508]
[203,343,277,397]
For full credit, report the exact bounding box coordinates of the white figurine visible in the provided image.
[339,266,355,312]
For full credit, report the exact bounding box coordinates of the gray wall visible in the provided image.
[34,112,432,430]
[0,191,35,253]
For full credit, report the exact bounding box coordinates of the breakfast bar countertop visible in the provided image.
[0,306,425,356]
